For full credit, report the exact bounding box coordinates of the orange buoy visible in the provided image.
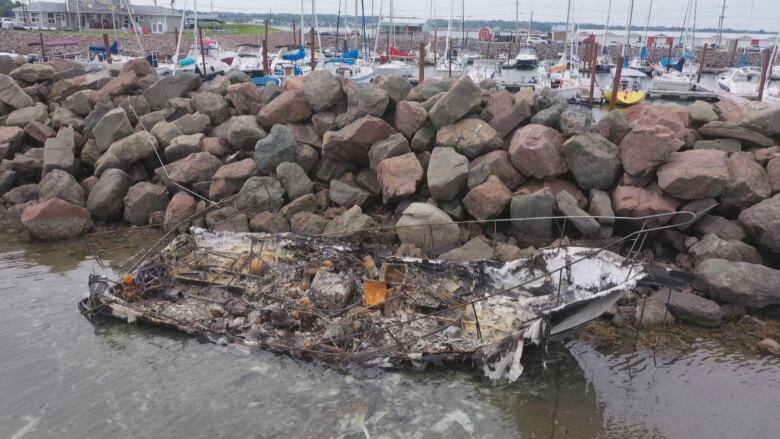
[121,273,135,286]
[249,258,265,275]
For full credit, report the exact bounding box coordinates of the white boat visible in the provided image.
[466,59,502,84]
[375,59,414,77]
[514,46,539,69]
[176,39,230,77]
[269,46,314,77]
[652,70,694,92]
[320,56,374,83]
[435,57,464,74]
[718,67,761,95]
[230,43,265,75]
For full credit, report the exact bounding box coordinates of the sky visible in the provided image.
[133,0,780,32]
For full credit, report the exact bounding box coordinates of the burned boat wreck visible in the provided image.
[80,222,691,382]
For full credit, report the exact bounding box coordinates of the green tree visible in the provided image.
[0,0,21,18]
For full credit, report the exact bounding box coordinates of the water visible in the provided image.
[1,228,779,438]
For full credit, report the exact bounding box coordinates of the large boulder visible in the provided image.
[21,198,92,241]
[665,291,723,327]
[428,76,482,129]
[436,118,502,159]
[227,115,266,150]
[253,124,297,174]
[656,150,729,200]
[276,161,313,200]
[0,74,34,108]
[741,106,780,137]
[94,132,158,176]
[463,175,512,220]
[558,105,593,136]
[150,120,184,148]
[698,121,773,148]
[256,90,312,127]
[163,152,222,186]
[208,158,258,200]
[163,192,197,232]
[696,259,780,308]
[593,109,631,145]
[427,147,469,201]
[510,190,556,247]
[191,91,230,125]
[22,121,54,146]
[687,101,719,125]
[226,82,262,114]
[623,104,695,146]
[50,70,111,102]
[5,103,48,127]
[87,168,132,221]
[394,100,427,138]
[329,179,372,207]
[561,133,621,190]
[688,234,762,266]
[143,73,202,110]
[470,150,524,190]
[720,151,771,209]
[619,125,685,177]
[408,78,452,101]
[693,139,741,153]
[93,108,134,152]
[38,169,85,207]
[368,133,410,170]
[123,182,170,225]
[769,157,780,194]
[10,63,54,82]
[323,205,375,240]
[42,127,76,176]
[738,194,780,254]
[396,202,460,256]
[611,186,679,226]
[508,124,567,179]
[342,79,389,120]
[556,191,600,236]
[321,115,397,165]
[302,70,343,111]
[165,133,204,162]
[234,176,285,216]
[439,237,495,262]
[376,152,424,203]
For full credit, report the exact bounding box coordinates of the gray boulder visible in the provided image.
[253,124,297,174]
[143,73,202,110]
[428,76,481,129]
[510,190,556,247]
[174,112,211,134]
[436,118,502,159]
[227,115,266,150]
[687,101,719,125]
[439,237,495,262]
[368,133,410,170]
[556,191,600,236]
[374,75,412,104]
[530,103,564,128]
[95,132,158,176]
[699,121,773,148]
[0,73,34,109]
[276,161,313,200]
[559,105,593,136]
[741,106,780,137]
[696,259,780,308]
[191,91,230,125]
[65,90,94,116]
[593,109,631,145]
[302,70,343,111]
[38,169,85,207]
[94,108,134,152]
[165,133,204,162]
[688,233,762,266]
[20,198,92,241]
[427,147,469,202]
[693,139,741,153]
[10,63,54,82]
[151,120,184,148]
[666,291,723,327]
[83,99,113,137]
[323,205,375,240]
[42,127,76,175]
[234,176,285,216]
[396,202,460,257]
[561,133,621,190]
[738,194,780,254]
[329,179,372,207]
[123,182,170,225]
[87,168,132,221]
[5,103,48,127]
[588,189,615,225]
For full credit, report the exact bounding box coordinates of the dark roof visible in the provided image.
[14,1,180,16]
[13,2,68,13]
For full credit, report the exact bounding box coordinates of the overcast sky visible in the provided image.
[136,0,780,32]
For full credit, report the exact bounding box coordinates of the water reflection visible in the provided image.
[1,229,778,438]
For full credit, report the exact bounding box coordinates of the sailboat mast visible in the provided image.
[300,0,304,47]
[643,0,653,47]
[528,10,532,46]
[460,0,465,47]
[622,0,635,58]
[361,0,368,57]
[445,0,453,64]
[692,0,698,51]
[514,0,518,47]
[563,0,571,62]
[602,0,611,53]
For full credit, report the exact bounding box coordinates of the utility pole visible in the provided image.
[716,1,726,47]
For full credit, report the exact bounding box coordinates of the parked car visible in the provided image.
[527,36,548,45]
[1,17,18,30]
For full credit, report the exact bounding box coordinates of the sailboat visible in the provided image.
[538,2,580,99]
[602,0,646,105]
[651,0,698,91]
[435,0,464,74]
[320,0,374,82]
[171,0,229,78]
[375,0,415,77]
[515,15,539,70]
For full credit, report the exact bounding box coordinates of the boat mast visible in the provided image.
[172,0,188,75]
[622,0,635,59]
[716,0,726,47]
[336,0,341,52]
[514,0,518,48]
[527,9,532,46]
[445,0,453,65]
[390,0,394,48]
[602,0,611,54]
[461,0,465,48]
[691,0,698,52]
[361,0,369,57]
[643,0,653,47]
[563,0,571,63]
[300,0,305,47]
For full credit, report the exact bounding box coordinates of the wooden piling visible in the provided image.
[39,32,45,61]
[174,27,178,51]
[310,28,315,67]
[666,40,673,72]
[696,43,707,83]
[757,49,771,101]
[729,39,738,66]
[433,27,437,64]
[609,56,625,111]
[589,43,598,103]
[418,42,425,81]
[263,39,269,75]
[292,20,297,45]
[102,33,112,64]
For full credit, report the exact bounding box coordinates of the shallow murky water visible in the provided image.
[1,228,779,438]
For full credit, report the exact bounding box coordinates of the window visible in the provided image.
[30,13,39,23]
[47,13,55,24]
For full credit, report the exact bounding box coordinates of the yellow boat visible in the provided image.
[602,89,647,106]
